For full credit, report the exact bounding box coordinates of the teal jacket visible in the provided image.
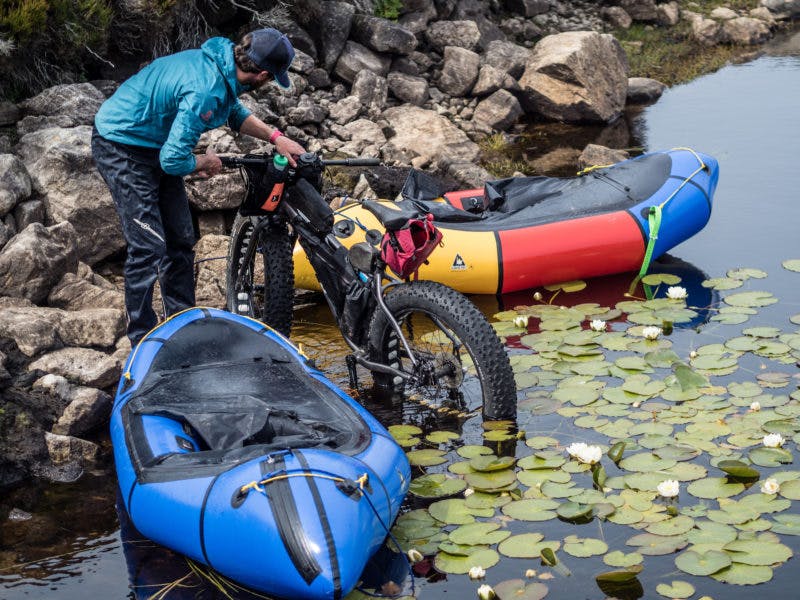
[94,37,252,176]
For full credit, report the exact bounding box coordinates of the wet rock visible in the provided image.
[15,126,124,265]
[530,146,583,174]
[317,1,356,70]
[472,65,520,97]
[44,432,99,466]
[57,308,125,348]
[351,15,417,55]
[438,46,480,97]
[334,41,392,84]
[483,40,530,80]
[329,95,363,125]
[0,155,33,219]
[627,77,667,104]
[381,106,481,164]
[0,222,78,304]
[425,20,482,52]
[578,144,630,170]
[28,347,120,388]
[722,17,772,45]
[519,31,629,123]
[352,71,388,111]
[387,72,429,106]
[472,90,524,132]
[0,306,64,357]
[194,234,228,309]
[19,83,104,126]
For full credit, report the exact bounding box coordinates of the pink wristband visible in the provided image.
[269,129,284,144]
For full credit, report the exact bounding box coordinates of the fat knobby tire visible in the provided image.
[367,280,517,420]
[226,214,294,336]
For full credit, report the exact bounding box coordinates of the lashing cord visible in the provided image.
[580,147,708,298]
[238,469,416,597]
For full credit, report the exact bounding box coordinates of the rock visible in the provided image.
[52,386,112,437]
[472,89,524,132]
[283,22,318,61]
[578,144,630,170]
[28,347,120,388]
[627,77,667,104]
[351,173,378,200]
[711,7,738,20]
[194,234,228,309]
[438,46,481,97]
[16,114,76,136]
[339,119,387,156]
[472,65,520,96]
[288,99,328,125]
[601,6,632,29]
[289,49,315,74]
[0,306,64,357]
[530,147,582,174]
[19,83,104,125]
[761,0,800,18]
[722,17,772,44]
[307,68,332,88]
[352,71,388,111]
[44,431,99,466]
[690,15,724,46]
[186,171,244,212]
[390,56,421,76]
[329,95,363,125]
[657,2,681,26]
[197,211,227,236]
[482,40,530,80]
[619,0,658,22]
[502,0,550,17]
[0,101,20,126]
[518,31,629,123]
[15,125,124,265]
[387,72,429,106]
[381,106,481,164]
[318,1,356,70]
[425,20,482,52]
[13,199,45,231]
[32,373,72,401]
[351,15,417,54]
[451,2,507,51]
[436,157,494,188]
[0,154,32,218]
[57,308,125,348]
[399,6,437,35]
[334,41,392,84]
[48,271,124,311]
[750,7,777,23]
[0,222,78,304]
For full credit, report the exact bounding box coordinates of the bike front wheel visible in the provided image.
[367,281,517,420]
[226,214,294,336]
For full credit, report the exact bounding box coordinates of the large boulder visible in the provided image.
[28,347,120,388]
[19,83,104,126]
[15,126,124,264]
[722,17,772,44]
[0,306,64,357]
[482,40,530,80]
[425,20,482,52]
[334,41,392,84]
[351,15,417,55]
[438,47,481,97]
[317,1,357,70]
[472,90,524,132]
[0,154,32,218]
[48,270,124,311]
[57,308,125,348]
[387,72,429,106]
[761,0,800,18]
[187,171,244,211]
[381,106,481,164]
[0,222,78,304]
[518,31,629,123]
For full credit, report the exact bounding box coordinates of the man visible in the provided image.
[92,28,305,346]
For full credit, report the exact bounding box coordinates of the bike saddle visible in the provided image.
[362,200,421,230]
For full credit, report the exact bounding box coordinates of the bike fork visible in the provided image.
[373,276,418,367]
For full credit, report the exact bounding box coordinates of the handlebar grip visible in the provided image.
[322,158,381,167]
[219,156,269,168]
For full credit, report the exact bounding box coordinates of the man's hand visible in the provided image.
[194,146,222,178]
[274,135,306,167]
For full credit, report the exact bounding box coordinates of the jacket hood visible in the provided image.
[201,37,248,95]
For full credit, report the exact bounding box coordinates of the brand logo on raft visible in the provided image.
[451,254,467,271]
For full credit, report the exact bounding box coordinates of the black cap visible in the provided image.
[246,28,295,89]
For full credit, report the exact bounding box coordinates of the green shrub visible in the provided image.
[374,0,404,21]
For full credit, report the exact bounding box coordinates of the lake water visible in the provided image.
[2,32,800,600]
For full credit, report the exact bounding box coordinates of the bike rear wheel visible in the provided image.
[367,281,516,420]
[226,214,295,336]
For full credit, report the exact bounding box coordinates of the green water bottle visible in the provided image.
[261,154,289,212]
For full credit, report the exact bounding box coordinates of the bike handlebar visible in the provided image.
[218,155,381,168]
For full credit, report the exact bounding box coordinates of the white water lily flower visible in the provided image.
[566,442,602,465]
[590,319,606,332]
[750,401,761,412]
[533,291,543,302]
[525,569,537,578]
[657,479,680,498]
[666,286,687,300]
[513,315,529,329]
[477,584,496,600]
[689,350,698,359]
[763,433,785,448]
[761,478,780,495]
[464,487,475,497]
[468,566,486,580]
[407,548,424,563]
[642,326,662,340]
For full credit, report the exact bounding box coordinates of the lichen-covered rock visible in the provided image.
[28,347,120,388]
[334,41,392,84]
[438,46,481,97]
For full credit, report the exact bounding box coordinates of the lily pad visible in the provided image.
[562,535,608,557]
[406,449,448,467]
[655,580,694,599]
[433,548,500,574]
[498,534,560,559]
[626,533,688,556]
[493,579,548,600]
[595,565,644,583]
[469,455,516,472]
[771,513,800,535]
[502,499,559,522]
[723,539,793,565]
[675,549,732,576]
[749,447,793,467]
[645,515,695,536]
[687,477,745,499]
[603,551,643,568]
[409,474,468,499]
[449,522,511,546]
[428,499,478,525]
[718,460,760,479]
[711,563,774,585]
